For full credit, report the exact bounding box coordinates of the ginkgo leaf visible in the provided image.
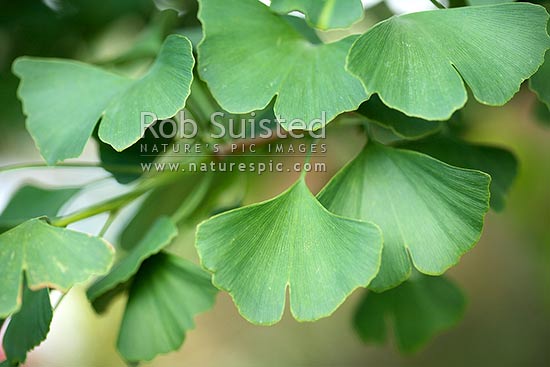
[87,217,178,307]
[530,50,550,111]
[0,185,78,233]
[270,0,364,30]
[13,34,194,164]
[196,177,383,325]
[400,135,517,211]
[0,219,114,317]
[318,143,490,291]
[467,0,514,5]
[354,274,465,352]
[2,283,52,365]
[197,0,367,130]
[358,95,442,139]
[347,3,550,120]
[117,253,217,362]
[534,98,550,127]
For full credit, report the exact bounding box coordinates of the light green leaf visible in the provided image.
[0,219,114,317]
[2,284,52,365]
[197,0,367,130]
[347,3,550,120]
[400,135,517,211]
[467,0,514,5]
[117,253,217,362]
[0,185,78,232]
[354,274,465,352]
[13,35,194,163]
[318,143,490,291]
[196,177,383,325]
[270,0,364,30]
[530,50,550,111]
[358,95,443,139]
[87,217,178,307]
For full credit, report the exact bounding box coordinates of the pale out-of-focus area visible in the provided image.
[1,1,549,366]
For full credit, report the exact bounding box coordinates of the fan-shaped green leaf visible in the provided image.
[0,219,114,317]
[2,284,52,365]
[530,50,550,111]
[87,217,177,307]
[354,274,465,352]
[347,3,550,120]
[13,35,194,163]
[0,185,77,233]
[318,143,490,291]
[117,253,217,362]
[270,0,364,30]
[400,136,517,211]
[197,0,367,130]
[196,177,383,325]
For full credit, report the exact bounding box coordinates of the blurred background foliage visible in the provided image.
[0,0,549,366]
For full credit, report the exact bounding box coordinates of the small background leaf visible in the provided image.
[0,185,77,233]
[87,216,177,309]
[117,253,217,362]
[270,0,364,30]
[358,95,443,139]
[2,283,52,365]
[354,274,466,352]
[530,49,550,112]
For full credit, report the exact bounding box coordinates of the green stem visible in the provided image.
[300,140,316,180]
[185,75,219,126]
[0,162,143,174]
[429,0,446,9]
[98,210,118,237]
[170,173,214,224]
[50,191,142,227]
[53,292,67,311]
[50,172,180,227]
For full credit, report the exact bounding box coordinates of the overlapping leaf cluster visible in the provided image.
[1,0,550,364]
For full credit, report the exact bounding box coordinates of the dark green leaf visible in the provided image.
[530,50,550,112]
[196,177,383,324]
[270,0,364,30]
[117,253,217,362]
[96,128,173,184]
[13,35,194,163]
[534,98,550,127]
[400,135,517,211]
[3,284,52,364]
[87,217,177,311]
[197,0,367,130]
[347,3,550,120]
[354,274,466,352]
[0,219,114,317]
[318,143,490,291]
[358,95,443,139]
[0,185,78,232]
